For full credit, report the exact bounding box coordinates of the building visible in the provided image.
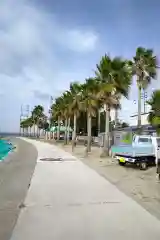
[99,107,115,121]
[130,112,149,126]
[121,111,157,135]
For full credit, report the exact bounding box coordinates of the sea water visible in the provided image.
[0,139,13,161]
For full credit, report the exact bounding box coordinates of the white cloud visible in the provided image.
[0,0,99,132]
[64,30,98,52]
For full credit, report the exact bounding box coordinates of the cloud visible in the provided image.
[0,0,99,78]
[0,0,99,132]
[33,90,51,101]
[64,30,98,52]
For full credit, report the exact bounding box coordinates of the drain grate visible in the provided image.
[39,157,63,162]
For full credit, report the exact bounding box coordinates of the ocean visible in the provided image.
[0,139,14,161]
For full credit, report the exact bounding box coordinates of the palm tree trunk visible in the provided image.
[64,119,68,144]
[72,113,77,151]
[38,128,40,138]
[67,117,70,144]
[98,109,101,135]
[114,109,118,129]
[115,94,120,129]
[138,86,142,130]
[57,117,60,140]
[36,127,38,138]
[37,119,39,138]
[33,122,36,137]
[87,112,92,152]
[102,105,110,156]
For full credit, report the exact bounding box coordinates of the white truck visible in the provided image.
[111,135,160,170]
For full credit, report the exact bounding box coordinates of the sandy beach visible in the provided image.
[0,138,37,240]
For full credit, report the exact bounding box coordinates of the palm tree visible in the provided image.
[69,82,82,151]
[97,82,117,156]
[51,97,64,141]
[65,92,74,144]
[95,54,131,156]
[147,90,160,135]
[110,57,132,127]
[38,114,48,137]
[32,105,44,137]
[27,117,33,136]
[129,47,157,130]
[25,118,31,136]
[20,119,29,136]
[20,120,25,136]
[81,78,99,153]
[60,91,72,144]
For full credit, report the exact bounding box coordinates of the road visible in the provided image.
[0,138,37,240]
[11,138,160,240]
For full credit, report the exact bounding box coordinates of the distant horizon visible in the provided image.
[0,132,20,136]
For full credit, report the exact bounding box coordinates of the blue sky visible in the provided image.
[0,0,160,132]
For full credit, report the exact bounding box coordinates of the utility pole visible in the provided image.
[141,90,148,113]
[133,90,148,114]
[19,105,30,136]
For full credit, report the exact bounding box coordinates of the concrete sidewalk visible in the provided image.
[11,138,160,240]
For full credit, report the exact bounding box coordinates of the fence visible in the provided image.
[98,126,157,147]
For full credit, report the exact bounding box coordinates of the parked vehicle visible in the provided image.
[111,135,160,170]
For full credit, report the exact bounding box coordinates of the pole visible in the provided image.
[141,90,147,114]
[144,91,147,114]
[142,89,145,114]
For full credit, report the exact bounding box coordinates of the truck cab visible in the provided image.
[133,135,160,159]
[111,134,160,170]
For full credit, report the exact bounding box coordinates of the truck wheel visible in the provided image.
[140,162,147,170]
[119,161,126,166]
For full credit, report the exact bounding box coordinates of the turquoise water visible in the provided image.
[0,140,13,161]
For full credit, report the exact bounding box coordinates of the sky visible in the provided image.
[0,0,160,132]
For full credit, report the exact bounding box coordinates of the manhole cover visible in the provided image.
[40,158,63,162]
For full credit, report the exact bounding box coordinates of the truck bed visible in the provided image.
[111,144,155,157]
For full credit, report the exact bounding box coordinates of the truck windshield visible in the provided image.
[138,138,152,143]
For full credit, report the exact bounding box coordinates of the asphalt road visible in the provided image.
[0,138,37,240]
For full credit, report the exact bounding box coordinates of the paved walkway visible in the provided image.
[11,138,160,240]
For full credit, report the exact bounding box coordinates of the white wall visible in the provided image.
[99,107,115,121]
[130,113,149,126]
[110,109,115,121]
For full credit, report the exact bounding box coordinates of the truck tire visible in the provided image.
[140,161,147,170]
[119,161,126,166]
